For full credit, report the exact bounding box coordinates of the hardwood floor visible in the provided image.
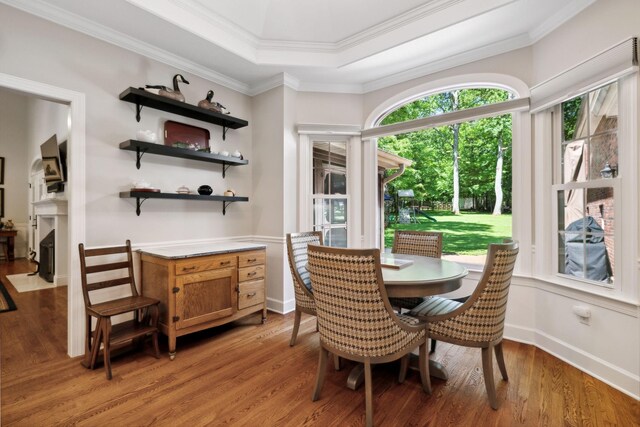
[1,259,638,426]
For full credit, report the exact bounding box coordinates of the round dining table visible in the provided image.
[345,252,469,390]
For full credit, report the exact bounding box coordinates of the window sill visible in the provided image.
[519,273,638,315]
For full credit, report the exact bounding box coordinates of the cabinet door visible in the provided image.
[175,268,237,329]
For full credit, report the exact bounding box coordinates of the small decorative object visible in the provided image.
[176,185,191,194]
[220,150,230,157]
[136,130,157,143]
[197,90,230,114]
[172,142,190,149]
[231,150,243,159]
[197,185,213,195]
[145,74,190,102]
[197,147,211,153]
[224,189,236,197]
[132,179,151,188]
[131,180,159,192]
[600,162,617,179]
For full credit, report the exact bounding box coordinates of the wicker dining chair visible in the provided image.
[286,231,323,346]
[389,230,443,311]
[307,244,431,427]
[409,240,519,409]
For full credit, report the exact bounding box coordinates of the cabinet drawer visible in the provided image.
[175,255,236,276]
[238,251,265,268]
[238,280,265,310]
[238,265,265,282]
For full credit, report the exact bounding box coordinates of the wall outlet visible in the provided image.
[573,305,591,325]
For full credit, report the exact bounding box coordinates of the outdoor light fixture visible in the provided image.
[600,162,617,178]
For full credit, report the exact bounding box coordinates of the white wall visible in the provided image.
[0,89,29,258]
[0,4,254,248]
[251,86,288,311]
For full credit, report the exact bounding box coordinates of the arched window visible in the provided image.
[374,87,517,265]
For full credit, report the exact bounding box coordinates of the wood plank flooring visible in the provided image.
[1,259,638,426]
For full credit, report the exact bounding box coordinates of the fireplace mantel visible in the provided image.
[32,198,68,286]
[33,198,68,216]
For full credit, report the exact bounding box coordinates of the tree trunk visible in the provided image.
[493,136,504,215]
[451,91,461,215]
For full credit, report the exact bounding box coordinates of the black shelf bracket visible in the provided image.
[135,196,148,216]
[222,200,235,215]
[135,146,148,169]
[222,162,231,178]
[135,102,143,122]
[222,126,228,141]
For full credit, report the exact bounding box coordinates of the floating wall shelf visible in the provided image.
[119,87,248,140]
[119,140,248,177]
[120,191,249,216]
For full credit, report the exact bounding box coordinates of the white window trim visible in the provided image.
[537,74,638,301]
[297,125,362,248]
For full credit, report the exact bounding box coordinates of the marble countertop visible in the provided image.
[138,241,266,259]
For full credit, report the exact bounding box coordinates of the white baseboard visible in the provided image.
[267,297,296,314]
[505,324,640,399]
[54,274,68,286]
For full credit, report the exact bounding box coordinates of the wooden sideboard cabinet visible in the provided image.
[140,244,267,359]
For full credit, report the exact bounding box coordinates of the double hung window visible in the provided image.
[553,82,618,286]
[312,141,348,247]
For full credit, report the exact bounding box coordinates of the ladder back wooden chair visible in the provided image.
[307,244,431,427]
[389,230,443,311]
[78,240,160,380]
[286,231,323,346]
[409,240,519,409]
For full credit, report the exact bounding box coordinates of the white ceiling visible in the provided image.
[2,0,596,95]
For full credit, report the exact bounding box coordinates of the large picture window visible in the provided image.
[554,82,618,286]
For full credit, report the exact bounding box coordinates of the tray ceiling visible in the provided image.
[1,0,596,94]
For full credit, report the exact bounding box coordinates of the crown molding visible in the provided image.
[1,0,251,94]
[362,32,532,93]
[173,0,467,55]
[248,73,300,96]
[335,0,465,51]
[529,0,597,43]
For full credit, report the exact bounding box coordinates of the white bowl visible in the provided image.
[136,130,157,143]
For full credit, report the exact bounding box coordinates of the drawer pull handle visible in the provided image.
[247,292,257,298]
[248,271,257,277]
[247,258,257,262]
[182,266,196,272]
[220,261,231,266]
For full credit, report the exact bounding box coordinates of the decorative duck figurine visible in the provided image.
[197,90,230,114]
[146,74,189,102]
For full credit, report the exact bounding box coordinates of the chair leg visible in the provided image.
[494,341,508,381]
[333,354,341,371]
[364,359,373,427]
[418,342,432,394]
[312,347,328,401]
[83,314,91,366]
[482,346,498,409]
[430,338,437,354]
[290,308,302,347]
[89,318,103,369]
[398,354,409,383]
[103,318,113,380]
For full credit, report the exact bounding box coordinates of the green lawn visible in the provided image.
[384,210,512,255]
